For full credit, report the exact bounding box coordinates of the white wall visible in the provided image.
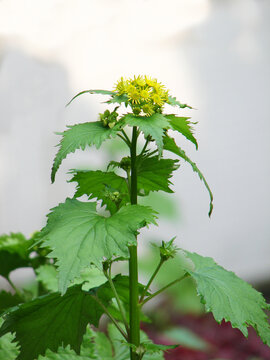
[0,0,269,282]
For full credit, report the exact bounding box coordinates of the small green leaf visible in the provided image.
[137,156,179,195]
[51,122,121,183]
[107,93,129,106]
[0,233,33,278]
[38,198,157,294]
[93,332,113,359]
[70,170,129,214]
[140,342,178,353]
[66,89,115,107]
[122,113,170,156]
[163,136,213,217]
[167,96,193,109]
[0,285,108,360]
[36,265,58,292]
[182,251,270,345]
[0,319,19,360]
[165,114,198,149]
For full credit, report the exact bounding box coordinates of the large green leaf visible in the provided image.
[70,170,129,214]
[0,233,33,278]
[182,251,270,345]
[137,156,179,195]
[51,122,121,183]
[0,286,108,360]
[163,136,213,216]
[165,114,198,149]
[122,113,170,156]
[38,198,157,294]
[66,89,115,106]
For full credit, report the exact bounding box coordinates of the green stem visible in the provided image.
[139,259,165,303]
[140,273,189,307]
[117,133,130,147]
[129,126,140,360]
[105,266,130,336]
[139,138,149,158]
[121,129,131,146]
[144,149,158,158]
[91,295,128,341]
[7,276,24,299]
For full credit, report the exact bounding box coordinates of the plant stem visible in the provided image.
[7,276,24,299]
[139,138,149,158]
[91,295,128,341]
[105,266,130,336]
[117,133,130,147]
[129,126,140,360]
[121,129,131,146]
[139,259,165,303]
[140,273,189,307]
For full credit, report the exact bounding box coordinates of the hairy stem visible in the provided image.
[140,273,189,306]
[129,126,140,360]
[139,258,165,303]
[91,295,128,341]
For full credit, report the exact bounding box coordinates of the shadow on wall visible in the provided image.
[0,47,97,236]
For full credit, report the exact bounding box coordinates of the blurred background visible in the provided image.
[0,0,269,287]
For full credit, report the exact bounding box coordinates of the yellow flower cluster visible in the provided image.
[114,75,169,116]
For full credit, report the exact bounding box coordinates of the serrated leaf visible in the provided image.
[36,264,107,293]
[38,198,157,294]
[66,89,115,107]
[163,136,213,216]
[167,96,192,109]
[0,319,19,360]
[165,114,198,149]
[93,332,113,359]
[0,285,108,360]
[70,170,129,214]
[182,251,270,345]
[107,93,129,105]
[0,233,33,278]
[51,122,121,183]
[137,156,179,195]
[122,113,170,156]
[0,291,22,314]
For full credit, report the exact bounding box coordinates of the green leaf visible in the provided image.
[163,136,213,217]
[182,251,270,345]
[167,95,192,109]
[140,342,178,353]
[0,319,19,360]
[38,198,157,294]
[0,291,22,314]
[0,233,33,278]
[164,327,210,351]
[70,170,129,214]
[137,156,179,195]
[51,122,121,183]
[36,264,107,292]
[66,89,115,107]
[38,327,96,359]
[122,113,170,156]
[107,93,129,106]
[93,332,113,359]
[0,285,108,360]
[165,114,198,149]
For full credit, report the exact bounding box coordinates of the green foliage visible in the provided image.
[0,285,108,360]
[163,135,213,216]
[51,122,121,183]
[70,170,129,214]
[122,113,170,156]
[181,251,270,345]
[0,233,33,278]
[0,319,19,360]
[164,327,210,351]
[37,198,157,294]
[165,114,198,149]
[66,89,115,107]
[0,291,21,313]
[137,156,179,195]
[167,95,192,109]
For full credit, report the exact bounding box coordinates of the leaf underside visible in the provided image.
[182,251,270,346]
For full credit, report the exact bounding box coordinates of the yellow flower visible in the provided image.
[142,103,154,116]
[144,76,157,87]
[133,75,146,87]
[152,93,164,106]
[140,89,150,101]
[114,77,128,94]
